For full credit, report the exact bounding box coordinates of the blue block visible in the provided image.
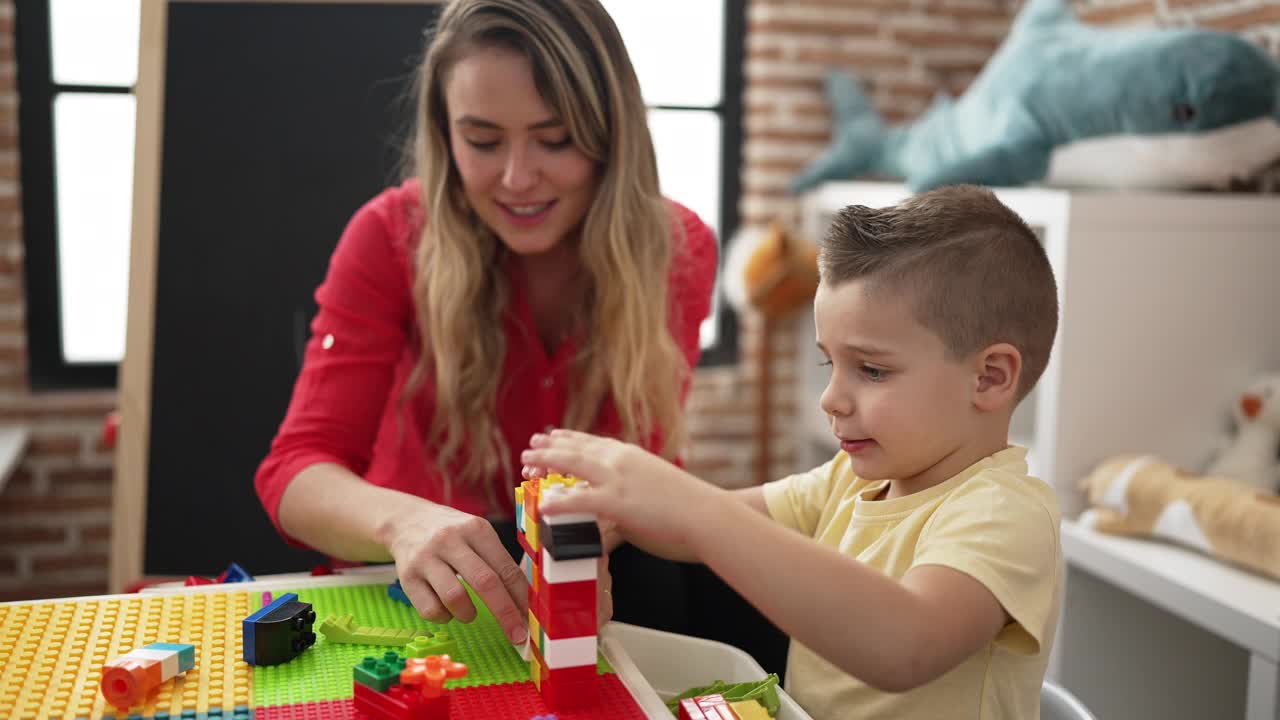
[218,561,254,583]
[387,579,414,608]
[147,641,196,673]
[243,592,316,666]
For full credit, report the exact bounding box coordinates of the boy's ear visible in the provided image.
[972,343,1021,411]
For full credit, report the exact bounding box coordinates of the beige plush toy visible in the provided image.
[1079,454,1280,581]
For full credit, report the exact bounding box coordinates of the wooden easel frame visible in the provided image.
[110,0,443,593]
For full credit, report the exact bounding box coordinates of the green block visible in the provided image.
[665,674,782,717]
[252,582,552,706]
[354,651,406,692]
[319,614,418,646]
[405,631,457,659]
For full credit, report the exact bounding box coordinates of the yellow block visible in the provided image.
[0,591,252,720]
[729,700,772,720]
[527,514,540,552]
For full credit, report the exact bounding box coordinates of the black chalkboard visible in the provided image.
[144,2,441,576]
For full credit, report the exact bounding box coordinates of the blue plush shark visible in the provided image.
[790,0,1280,194]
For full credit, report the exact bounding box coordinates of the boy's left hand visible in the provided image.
[520,429,722,548]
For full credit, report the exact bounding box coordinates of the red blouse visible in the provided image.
[254,180,718,546]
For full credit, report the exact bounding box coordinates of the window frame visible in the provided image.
[692,0,744,368]
[15,0,744,390]
[16,0,129,390]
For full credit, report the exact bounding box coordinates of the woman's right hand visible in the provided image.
[382,499,529,645]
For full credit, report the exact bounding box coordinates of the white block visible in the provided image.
[125,647,179,679]
[539,485,597,526]
[542,634,598,669]
[521,552,534,585]
[541,548,596,584]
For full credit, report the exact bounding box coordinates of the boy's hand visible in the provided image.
[520,429,723,550]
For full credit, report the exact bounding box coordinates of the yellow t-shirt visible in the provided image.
[762,446,1062,720]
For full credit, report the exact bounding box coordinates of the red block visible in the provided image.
[518,527,535,559]
[542,677,598,712]
[352,680,448,720]
[536,579,595,639]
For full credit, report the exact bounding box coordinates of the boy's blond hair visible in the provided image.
[819,184,1058,401]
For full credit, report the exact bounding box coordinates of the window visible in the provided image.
[603,0,744,365]
[16,0,742,389]
[16,0,140,389]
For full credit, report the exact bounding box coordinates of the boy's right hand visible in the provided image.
[383,499,529,645]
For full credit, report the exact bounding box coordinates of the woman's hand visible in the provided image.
[520,429,724,550]
[382,498,529,644]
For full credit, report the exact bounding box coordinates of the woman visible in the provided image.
[254,0,716,648]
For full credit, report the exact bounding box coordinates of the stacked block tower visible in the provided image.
[516,473,603,711]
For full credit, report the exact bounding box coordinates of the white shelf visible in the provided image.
[1063,519,1280,662]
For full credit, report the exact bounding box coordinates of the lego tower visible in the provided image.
[516,473,602,711]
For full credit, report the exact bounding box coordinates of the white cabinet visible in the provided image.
[797,181,1280,720]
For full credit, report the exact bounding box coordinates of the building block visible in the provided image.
[666,675,782,718]
[388,578,414,608]
[405,631,457,659]
[539,677,598,712]
[353,678,449,720]
[356,651,408,693]
[729,700,773,720]
[536,579,596,639]
[400,655,469,698]
[678,694,772,720]
[100,641,197,709]
[217,561,254,583]
[317,613,419,646]
[243,592,317,666]
[541,634,597,669]
[518,473,603,712]
[540,547,595,584]
[252,583,531,706]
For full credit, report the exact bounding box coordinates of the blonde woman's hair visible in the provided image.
[408,0,689,507]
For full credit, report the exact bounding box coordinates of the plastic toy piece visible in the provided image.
[217,561,254,583]
[100,641,196,709]
[388,578,414,607]
[351,652,467,720]
[356,651,409,693]
[516,474,603,711]
[667,675,782,718]
[537,516,602,561]
[400,655,468,699]
[405,631,458,659]
[243,592,317,666]
[184,575,215,586]
[263,591,273,606]
[678,694,772,720]
[354,679,448,720]
[318,614,420,646]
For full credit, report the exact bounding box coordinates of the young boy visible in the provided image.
[522,184,1063,720]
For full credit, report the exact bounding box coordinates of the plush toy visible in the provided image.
[1079,454,1280,581]
[790,0,1280,194]
[722,221,818,319]
[1204,374,1280,494]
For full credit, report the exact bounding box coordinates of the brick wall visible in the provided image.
[683,0,1280,490]
[0,0,1276,601]
[0,0,119,602]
